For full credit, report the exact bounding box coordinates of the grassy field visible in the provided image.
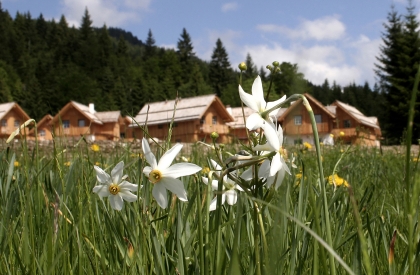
[0,135,419,275]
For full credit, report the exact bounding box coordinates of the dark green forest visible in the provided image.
[0,3,419,143]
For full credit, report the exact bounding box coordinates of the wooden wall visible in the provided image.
[0,107,29,138]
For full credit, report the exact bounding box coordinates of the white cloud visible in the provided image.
[238,43,360,86]
[257,15,346,41]
[221,2,238,13]
[61,0,151,28]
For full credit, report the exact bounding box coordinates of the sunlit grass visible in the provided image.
[0,138,418,274]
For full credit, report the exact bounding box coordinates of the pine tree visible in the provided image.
[144,29,156,58]
[244,53,258,78]
[375,4,420,143]
[177,28,195,83]
[209,38,232,97]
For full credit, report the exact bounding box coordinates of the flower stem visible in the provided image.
[405,63,420,275]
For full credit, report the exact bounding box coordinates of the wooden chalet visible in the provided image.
[30,114,54,140]
[130,95,234,143]
[52,101,129,141]
[0,102,31,139]
[277,93,336,145]
[277,93,381,146]
[329,100,381,146]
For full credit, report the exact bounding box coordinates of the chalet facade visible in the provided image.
[32,114,53,140]
[0,102,31,139]
[130,95,234,143]
[52,101,130,141]
[277,93,381,146]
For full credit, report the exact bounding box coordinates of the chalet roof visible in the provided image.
[131,94,234,126]
[326,106,337,115]
[226,106,254,129]
[0,102,30,121]
[0,102,15,120]
[333,100,380,129]
[277,93,335,121]
[71,101,103,124]
[95,111,121,123]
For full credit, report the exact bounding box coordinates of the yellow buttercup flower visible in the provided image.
[64,161,71,166]
[328,174,349,187]
[303,142,312,149]
[339,131,345,137]
[412,157,419,162]
[14,161,19,167]
[91,144,100,152]
[201,167,210,175]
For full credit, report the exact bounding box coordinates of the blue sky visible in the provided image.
[1,0,416,87]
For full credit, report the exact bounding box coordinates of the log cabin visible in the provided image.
[129,94,234,143]
[277,93,381,146]
[52,101,130,141]
[0,102,31,139]
[31,114,53,141]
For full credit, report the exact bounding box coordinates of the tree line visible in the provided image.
[0,3,418,143]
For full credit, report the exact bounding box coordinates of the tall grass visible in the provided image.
[0,135,418,274]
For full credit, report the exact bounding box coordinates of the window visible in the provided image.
[120,133,125,138]
[78,119,85,127]
[344,120,351,128]
[212,116,217,125]
[294,115,302,125]
[315,114,322,124]
[63,120,70,128]
[176,139,181,143]
[14,120,20,127]
[294,139,302,145]
[39,130,46,137]
[1,120,6,127]
[200,118,205,124]
[158,124,163,129]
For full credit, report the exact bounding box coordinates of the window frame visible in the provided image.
[343,120,351,128]
[78,119,85,127]
[294,115,302,126]
[63,120,70,129]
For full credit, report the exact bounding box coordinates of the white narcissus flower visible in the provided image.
[202,159,244,211]
[93,161,138,210]
[251,124,291,189]
[239,75,286,134]
[142,138,202,209]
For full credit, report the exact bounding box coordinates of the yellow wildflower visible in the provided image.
[330,134,334,138]
[328,174,349,187]
[201,167,210,175]
[412,157,419,162]
[14,161,20,167]
[64,161,71,166]
[91,144,100,152]
[95,162,101,166]
[303,142,312,149]
[339,131,345,137]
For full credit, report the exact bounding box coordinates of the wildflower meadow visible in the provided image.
[0,62,419,275]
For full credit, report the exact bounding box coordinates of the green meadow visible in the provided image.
[0,135,419,275]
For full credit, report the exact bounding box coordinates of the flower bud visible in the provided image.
[266,65,272,71]
[272,61,279,67]
[211,132,219,140]
[238,62,247,71]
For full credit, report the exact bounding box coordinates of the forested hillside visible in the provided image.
[1,3,419,143]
